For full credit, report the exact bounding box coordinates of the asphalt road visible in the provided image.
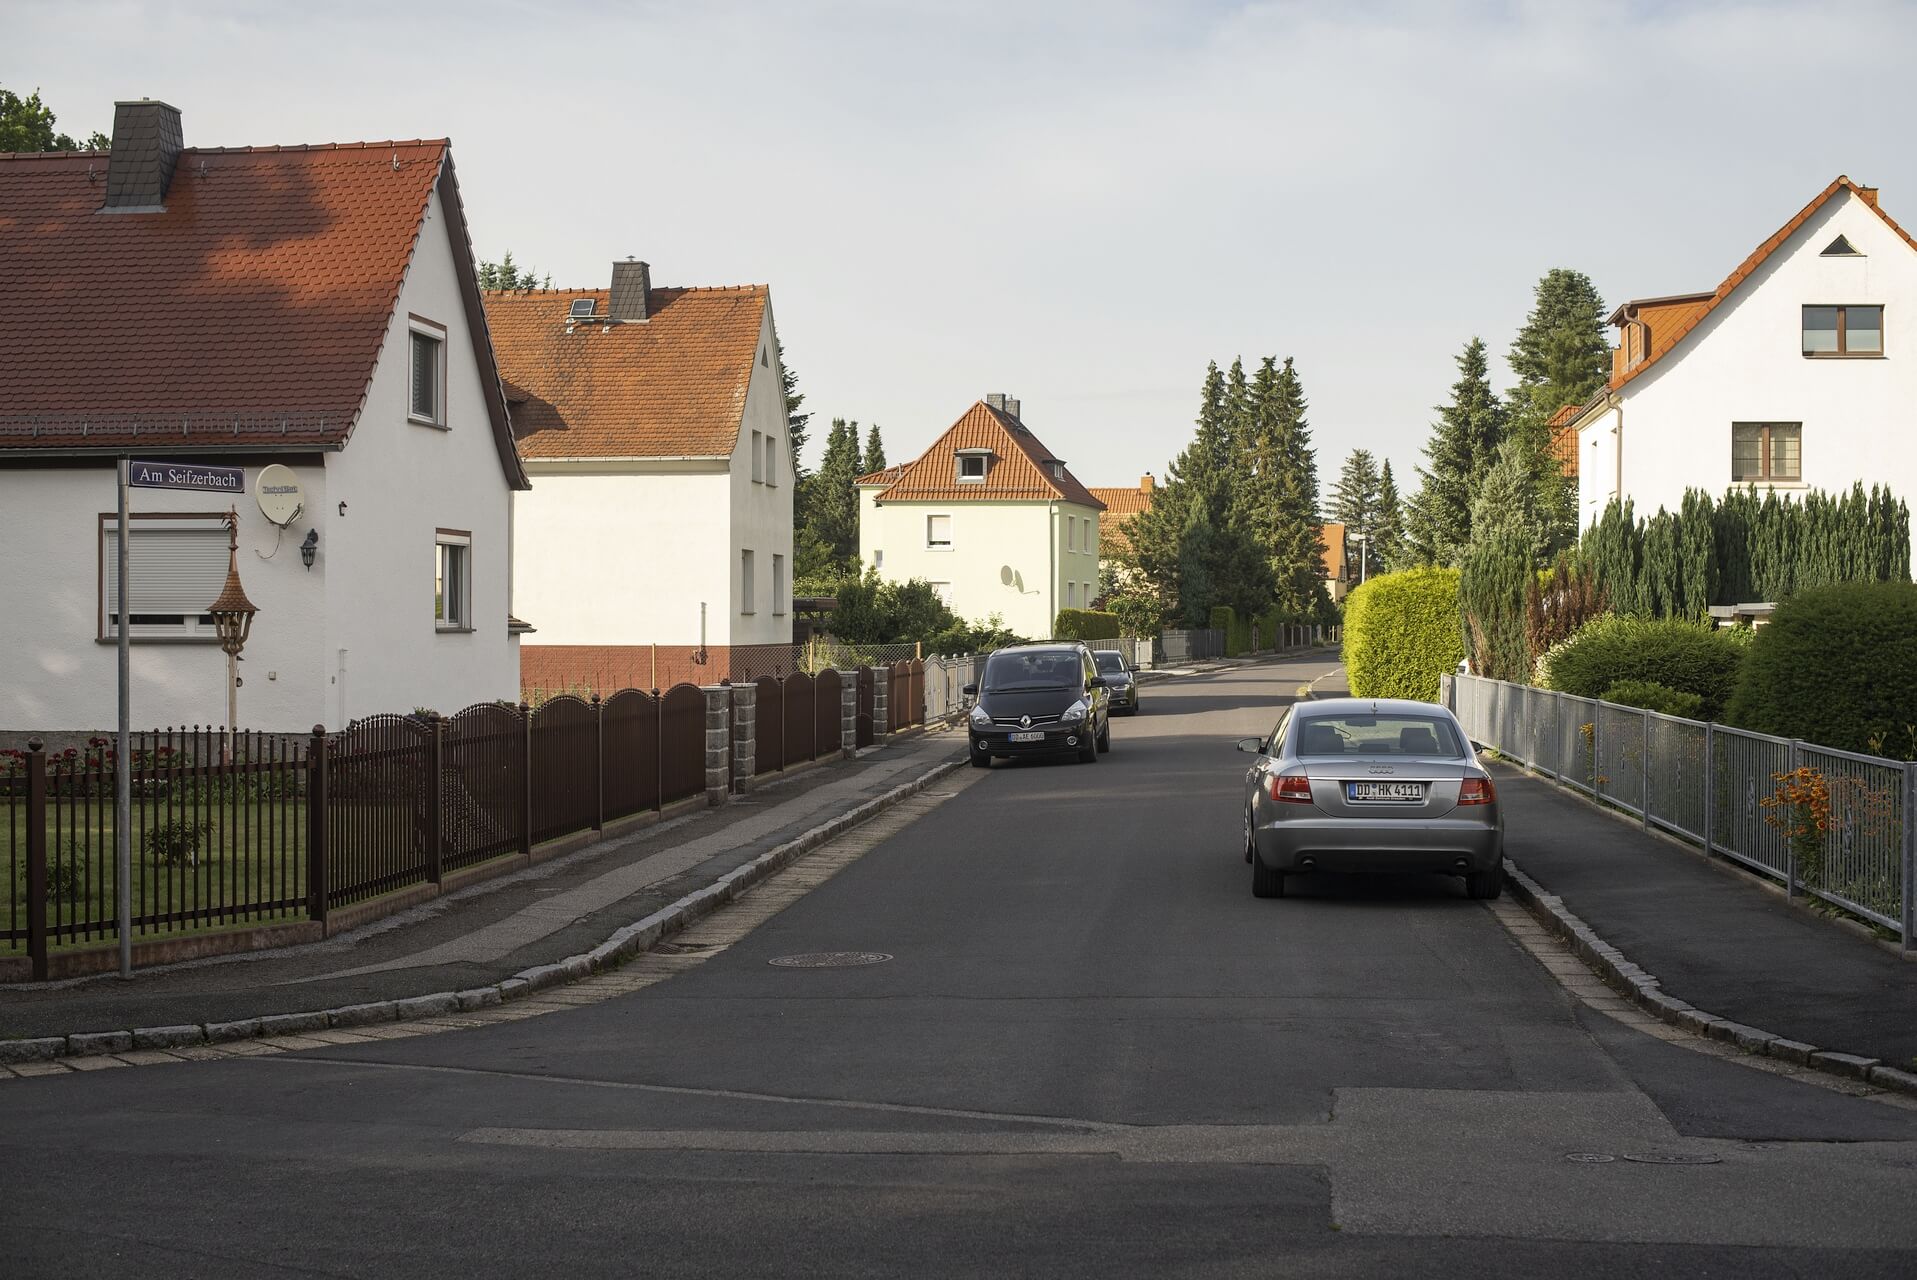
[5,655,1917,1277]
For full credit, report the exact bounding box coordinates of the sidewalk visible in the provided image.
[0,729,965,1043]
[1494,764,1917,1070]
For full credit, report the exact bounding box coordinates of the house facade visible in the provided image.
[1572,176,1917,523]
[485,266,792,692]
[0,101,528,735]
[858,396,1103,640]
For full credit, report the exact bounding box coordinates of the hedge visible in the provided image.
[1053,608,1121,642]
[1536,616,1749,720]
[1207,606,1252,657]
[1600,679,1704,720]
[1723,581,1917,757]
[1342,568,1462,702]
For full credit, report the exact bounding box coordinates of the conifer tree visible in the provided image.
[804,418,864,572]
[1329,449,1383,580]
[1507,269,1611,443]
[861,424,886,475]
[1373,461,1406,572]
[1407,338,1505,566]
[779,339,813,522]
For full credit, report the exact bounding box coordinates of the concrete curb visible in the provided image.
[1,752,967,1065]
[1502,856,1917,1100]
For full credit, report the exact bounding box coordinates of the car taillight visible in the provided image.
[1271,773,1314,804]
[1458,777,1496,805]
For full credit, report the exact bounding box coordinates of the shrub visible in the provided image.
[1538,615,1749,719]
[1525,553,1608,674]
[1600,679,1704,720]
[1208,606,1251,657]
[1723,581,1917,756]
[142,819,211,867]
[1052,609,1120,642]
[1460,527,1534,682]
[1342,568,1463,702]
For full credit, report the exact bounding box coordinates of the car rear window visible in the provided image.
[1292,713,1464,758]
[983,650,1083,692]
[1095,653,1127,674]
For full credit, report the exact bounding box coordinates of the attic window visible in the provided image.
[1821,235,1861,257]
[955,450,991,483]
[1050,462,1065,481]
[569,298,597,319]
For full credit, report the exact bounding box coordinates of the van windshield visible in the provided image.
[983,650,1082,693]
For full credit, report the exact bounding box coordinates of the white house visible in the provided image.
[0,100,530,735]
[1573,176,1917,523]
[484,267,792,692]
[858,396,1104,640]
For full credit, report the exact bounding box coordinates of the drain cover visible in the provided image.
[768,951,893,968]
[1563,1152,1616,1164]
[1622,1152,1722,1165]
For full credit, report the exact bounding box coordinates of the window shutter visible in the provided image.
[104,524,229,615]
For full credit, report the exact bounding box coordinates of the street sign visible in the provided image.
[128,460,246,493]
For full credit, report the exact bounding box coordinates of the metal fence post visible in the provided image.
[306,725,329,928]
[1903,761,1915,954]
[519,703,534,861]
[427,713,445,886]
[1703,722,1716,856]
[653,688,665,815]
[1550,689,1563,782]
[592,694,605,831]
[1641,707,1652,829]
[25,738,48,982]
[1786,739,1803,899]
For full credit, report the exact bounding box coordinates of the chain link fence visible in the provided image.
[1446,673,1915,950]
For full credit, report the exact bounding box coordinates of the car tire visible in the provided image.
[1077,732,1098,764]
[1243,814,1255,864]
[1251,854,1287,898]
[970,750,992,769]
[1465,863,1504,900]
[1096,721,1111,753]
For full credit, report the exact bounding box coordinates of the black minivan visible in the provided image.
[964,643,1111,767]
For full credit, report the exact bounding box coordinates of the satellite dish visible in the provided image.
[256,464,306,527]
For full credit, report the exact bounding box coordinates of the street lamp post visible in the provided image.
[208,510,259,762]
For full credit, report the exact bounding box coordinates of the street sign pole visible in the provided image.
[116,457,132,980]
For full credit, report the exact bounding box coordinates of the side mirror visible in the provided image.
[962,683,978,697]
[1235,737,1264,755]
[1087,675,1108,689]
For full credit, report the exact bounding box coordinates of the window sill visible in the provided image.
[96,635,220,646]
[1733,480,1807,489]
[925,545,954,552]
[436,625,474,634]
[1802,352,1885,360]
[410,415,450,430]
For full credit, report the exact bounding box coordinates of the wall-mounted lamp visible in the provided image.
[337,500,348,518]
[300,528,319,570]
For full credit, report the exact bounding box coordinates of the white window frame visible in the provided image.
[926,514,953,550]
[765,434,778,486]
[435,531,473,632]
[750,430,764,482]
[772,553,787,616]
[98,513,229,643]
[956,451,990,483]
[1067,580,1077,609]
[741,548,757,615]
[408,317,448,427]
[930,581,952,607]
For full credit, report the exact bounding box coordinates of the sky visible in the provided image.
[11,0,1917,491]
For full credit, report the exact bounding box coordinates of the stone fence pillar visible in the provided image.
[838,669,859,759]
[730,682,757,793]
[873,673,890,740]
[701,686,733,807]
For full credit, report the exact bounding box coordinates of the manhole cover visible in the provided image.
[768,951,893,968]
[1563,1152,1615,1164]
[1622,1152,1722,1166]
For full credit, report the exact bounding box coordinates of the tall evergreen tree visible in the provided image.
[476,252,547,291]
[1507,268,1611,441]
[861,424,886,475]
[1373,461,1406,573]
[1408,337,1505,566]
[1328,449,1383,580]
[805,418,864,570]
[778,339,813,523]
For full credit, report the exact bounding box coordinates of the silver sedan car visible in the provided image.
[1236,697,1503,900]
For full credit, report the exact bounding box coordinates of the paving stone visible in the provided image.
[67,1031,134,1056]
[1866,1063,1917,1095]
[258,1011,330,1036]
[327,1001,398,1029]
[495,978,532,1002]
[255,1035,333,1051]
[169,1046,230,1062]
[113,1050,183,1066]
[64,1055,130,1071]
[393,992,459,1019]
[132,1024,205,1050]
[1809,1050,1882,1080]
[0,1037,66,1064]
[204,1018,263,1043]
[455,987,503,1011]
[1705,1020,1778,1051]
[9,1060,75,1077]
[217,1041,284,1056]
[514,963,568,992]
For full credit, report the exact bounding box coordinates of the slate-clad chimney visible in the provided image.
[1005,397,1020,422]
[608,258,651,322]
[104,99,183,211]
[985,393,1007,413]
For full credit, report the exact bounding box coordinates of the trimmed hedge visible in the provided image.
[1053,608,1121,642]
[1537,615,1749,720]
[1601,679,1704,720]
[1208,606,1252,657]
[1342,568,1462,702]
[1724,581,1917,757]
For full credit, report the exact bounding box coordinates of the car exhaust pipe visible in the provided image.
[1300,856,1316,870]
[1454,858,1469,870]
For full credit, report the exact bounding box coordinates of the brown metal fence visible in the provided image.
[659,684,707,805]
[782,672,816,765]
[815,669,842,758]
[754,675,784,775]
[531,696,599,843]
[601,689,660,821]
[888,660,925,730]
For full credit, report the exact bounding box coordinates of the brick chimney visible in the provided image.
[104,99,183,212]
[608,258,651,321]
[1141,472,1154,493]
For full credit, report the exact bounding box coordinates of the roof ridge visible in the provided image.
[479,283,767,297]
[183,139,450,155]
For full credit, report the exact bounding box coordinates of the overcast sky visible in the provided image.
[11,1,1917,490]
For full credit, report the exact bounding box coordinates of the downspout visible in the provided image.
[1612,399,1624,509]
[1049,501,1058,637]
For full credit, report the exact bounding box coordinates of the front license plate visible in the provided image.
[1009,731,1045,743]
[1347,781,1425,802]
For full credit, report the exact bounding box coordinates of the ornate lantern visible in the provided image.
[207,511,258,753]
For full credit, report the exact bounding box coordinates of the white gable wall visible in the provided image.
[1578,189,1917,523]
[729,303,795,645]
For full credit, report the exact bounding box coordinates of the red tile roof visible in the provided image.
[856,464,906,487]
[1609,176,1916,394]
[484,285,769,459]
[0,140,523,484]
[1088,477,1154,522]
[868,400,1104,508]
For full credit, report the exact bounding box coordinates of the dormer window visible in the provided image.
[956,449,992,483]
[1050,462,1065,481]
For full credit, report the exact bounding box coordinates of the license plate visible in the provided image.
[1009,731,1045,743]
[1347,781,1425,802]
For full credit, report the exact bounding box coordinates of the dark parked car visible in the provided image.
[965,643,1111,766]
[1236,697,1503,899]
[1092,649,1140,714]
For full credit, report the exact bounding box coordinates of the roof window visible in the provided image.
[569,298,597,319]
[1821,234,1861,257]
[956,449,992,483]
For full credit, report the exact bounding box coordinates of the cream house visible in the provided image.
[858,396,1104,639]
[1572,176,1917,523]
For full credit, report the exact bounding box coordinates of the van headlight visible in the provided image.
[969,705,992,727]
[1061,700,1087,724]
